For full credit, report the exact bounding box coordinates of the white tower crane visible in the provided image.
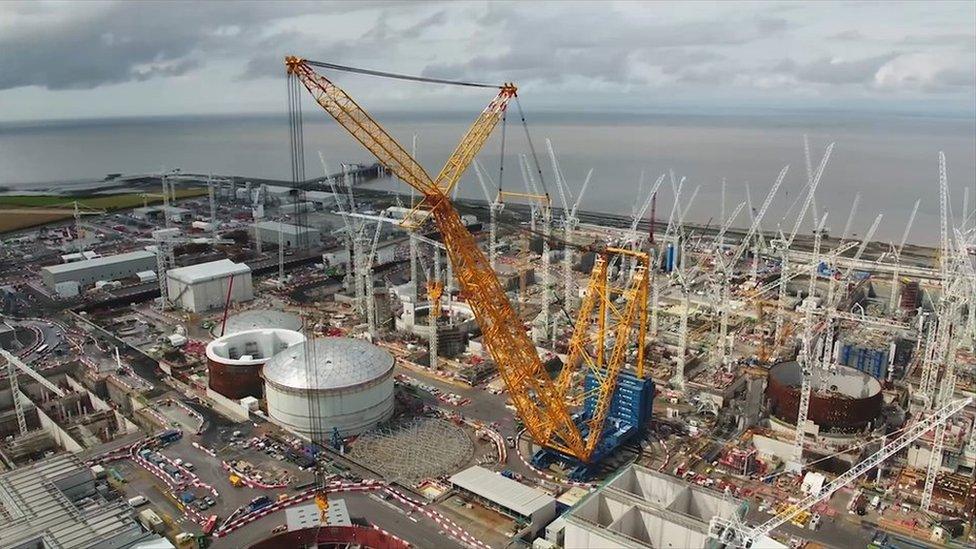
[319,154,357,296]
[562,168,591,310]
[888,199,920,312]
[839,191,862,244]
[708,201,748,368]
[473,159,501,272]
[786,212,832,443]
[626,174,665,271]
[774,142,834,344]
[153,228,180,311]
[363,215,385,337]
[825,213,883,310]
[2,350,28,435]
[518,154,540,233]
[709,396,972,548]
[278,218,286,283]
[207,175,218,234]
[161,174,172,228]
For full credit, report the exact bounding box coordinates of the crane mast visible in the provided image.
[287,57,609,459]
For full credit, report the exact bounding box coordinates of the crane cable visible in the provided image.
[304,59,499,89]
[514,97,550,201]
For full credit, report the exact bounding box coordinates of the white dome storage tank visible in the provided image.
[263,337,395,440]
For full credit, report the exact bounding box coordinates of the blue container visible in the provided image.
[841,344,853,366]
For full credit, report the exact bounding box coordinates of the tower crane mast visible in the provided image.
[775,142,833,344]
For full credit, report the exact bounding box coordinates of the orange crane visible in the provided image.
[285,57,645,463]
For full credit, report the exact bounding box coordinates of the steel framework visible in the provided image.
[287,57,638,461]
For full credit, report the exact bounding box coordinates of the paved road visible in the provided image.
[214,491,465,549]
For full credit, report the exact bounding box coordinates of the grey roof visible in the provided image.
[254,220,316,235]
[0,453,145,549]
[167,259,250,284]
[263,337,394,390]
[42,250,155,275]
[449,466,555,517]
[213,309,303,337]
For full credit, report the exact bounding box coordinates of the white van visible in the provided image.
[127,495,148,507]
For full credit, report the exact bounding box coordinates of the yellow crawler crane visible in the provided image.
[286,57,648,463]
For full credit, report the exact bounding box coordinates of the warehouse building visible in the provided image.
[0,453,151,548]
[166,259,253,313]
[254,221,320,249]
[41,250,157,290]
[131,205,191,223]
[305,190,340,209]
[449,465,556,538]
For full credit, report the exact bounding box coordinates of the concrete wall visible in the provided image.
[33,393,84,453]
[205,387,251,422]
[65,375,138,434]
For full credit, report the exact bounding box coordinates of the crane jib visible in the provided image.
[287,56,646,464]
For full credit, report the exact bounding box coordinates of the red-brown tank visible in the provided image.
[205,329,305,400]
[766,360,882,433]
[206,358,264,400]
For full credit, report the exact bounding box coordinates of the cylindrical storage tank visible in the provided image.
[766,360,882,433]
[263,337,395,440]
[205,329,305,399]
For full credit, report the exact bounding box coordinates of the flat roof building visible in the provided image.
[450,465,556,538]
[41,250,157,290]
[132,205,191,222]
[0,453,148,548]
[60,251,101,263]
[166,259,253,313]
[254,220,320,249]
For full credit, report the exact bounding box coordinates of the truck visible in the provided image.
[247,495,272,513]
[138,508,165,533]
[127,495,148,507]
[203,515,218,535]
[159,429,182,445]
[180,491,196,505]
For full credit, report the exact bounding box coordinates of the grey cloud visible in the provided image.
[793,54,900,84]
[900,33,976,47]
[133,59,202,81]
[829,30,864,41]
[401,10,448,39]
[424,8,784,86]
[0,2,384,91]
[930,67,976,89]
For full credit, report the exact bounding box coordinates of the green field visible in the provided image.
[0,188,207,233]
[0,188,207,210]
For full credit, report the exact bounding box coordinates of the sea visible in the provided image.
[1,109,973,246]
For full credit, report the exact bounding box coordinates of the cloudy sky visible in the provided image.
[0,0,973,122]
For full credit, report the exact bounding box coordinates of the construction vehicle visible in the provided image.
[286,57,653,471]
[228,474,243,487]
